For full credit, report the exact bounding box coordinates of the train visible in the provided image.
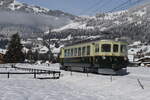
[59,39,128,74]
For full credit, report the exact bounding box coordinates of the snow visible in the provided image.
[22,47,29,53]
[127,17,133,22]
[37,37,43,41]
[52,47,61,54]
[21,40,32,45]
[30,6,48,13]
[39,46,49,54]
[114,21,121,25]
[8,0,23,10]
[0,1,4,5]
[133,10,146,17]
[128,55,134,62]
[129,41,141,46]
[103,10,127,20]
[15,63,60,71]
[99,27,107,31]
[128,41,150,55]
[0,63,149,100]
[31,45,49,54]
[0,48,7,54]
[80,15,96,19]
[52,21,94,32]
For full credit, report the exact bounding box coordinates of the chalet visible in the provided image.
[137,56,150,67]
[0,49,6,64]
[0,53,4,64]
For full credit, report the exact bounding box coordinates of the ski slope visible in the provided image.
[0,64,150,100]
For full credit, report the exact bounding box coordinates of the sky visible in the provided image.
[17,0,150,15]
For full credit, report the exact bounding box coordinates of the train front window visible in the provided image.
[121,45,127,53]
[87,46,90,55]
[95,44,99,53]
[101,44,111,52]
[113,44,118,52]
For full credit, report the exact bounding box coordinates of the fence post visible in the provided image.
[137,79,144,89]
[110,75,112,82]
[86,67,88,77]
[59,72,61,78]
[53,72,55,79]
[34,72,36,78]
[8,72,10,79]
[70,67,72,76]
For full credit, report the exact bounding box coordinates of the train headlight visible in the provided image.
[102,56,106,60]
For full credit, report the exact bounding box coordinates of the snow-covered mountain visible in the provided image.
[54,2,149,31]
[0,0,77,38]
[0,0,76,19]
[0,0,150,42]
[52,2,150,43]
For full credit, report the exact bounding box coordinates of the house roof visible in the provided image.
[138,56,150,61]
[0,49,7,54]
[39,46,49,54]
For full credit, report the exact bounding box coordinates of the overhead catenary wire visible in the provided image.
[80,0,148,15]
[108,0,131,12]
[79,0,110,15]
[92,0,113,13]
[107,0,147,13]
[117,0,148,10]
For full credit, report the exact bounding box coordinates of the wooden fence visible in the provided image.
[0,65,61,79]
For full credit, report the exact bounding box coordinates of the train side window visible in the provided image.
[68,49,70,56]
[87,46,90,55]
[121,45,127,53]
[82,47,86,56]
[74,48,77,56]
[113,44,118,52]
[64,49,67,56]
[66,49,68,56]
[71,49,73,56]
[95,44,99,53]
[78,47,81,56]
[101,44,111,52]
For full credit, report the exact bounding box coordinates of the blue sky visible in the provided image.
[17,0,150,15]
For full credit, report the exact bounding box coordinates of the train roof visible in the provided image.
[64,38,128,47]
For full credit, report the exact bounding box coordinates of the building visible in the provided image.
[0,53,4,63]
[0,49,6,64]
[137,56,150,67]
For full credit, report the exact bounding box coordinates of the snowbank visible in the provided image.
[0,64,150,100]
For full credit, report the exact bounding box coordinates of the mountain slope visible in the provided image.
[52,2,150,43]
[0,0,77,38]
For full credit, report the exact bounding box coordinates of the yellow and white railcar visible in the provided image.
[59,40,128,74]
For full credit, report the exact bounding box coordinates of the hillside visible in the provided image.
[0,0,150,43]
[52,2,150,43]
[0,0,77,38]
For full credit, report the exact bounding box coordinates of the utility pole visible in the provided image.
[48,28,52,62]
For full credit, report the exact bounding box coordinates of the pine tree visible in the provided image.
[4,33,25,63]
[55,42,60,48]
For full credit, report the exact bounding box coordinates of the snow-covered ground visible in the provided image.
[0,64,150,100]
